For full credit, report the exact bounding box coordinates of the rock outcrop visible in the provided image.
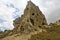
[0,1,47,39]
[0,1,60,40]
[29,20,60,40]
[13,1,47,34]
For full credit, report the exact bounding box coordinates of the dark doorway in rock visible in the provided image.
[20,26,24,31]
[32,13,34,15]
[39,26,41,28]
[30,18,34,25]
[37,14,39,15]
[42,22,45,25]
[27,20,29,22]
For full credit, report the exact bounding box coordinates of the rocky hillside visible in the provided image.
[13,0,47,34]
[0,20,60,40]
[0,0,60,40]
[28,20,60,40]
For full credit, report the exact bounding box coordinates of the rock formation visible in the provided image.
[13,1,47,34]
[0,1,60,40]
[0,1,47,39]
[29,20,60,40]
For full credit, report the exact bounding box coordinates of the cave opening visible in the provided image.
[32,13,34,15]
[30,18,34,25]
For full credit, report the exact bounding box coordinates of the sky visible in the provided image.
[0,0,60,32]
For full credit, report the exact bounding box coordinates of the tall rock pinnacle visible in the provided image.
[24,1,47,26]
[13,1,47,34]
[1,1,60,40]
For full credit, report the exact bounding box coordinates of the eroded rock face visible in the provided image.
[13,1,47,34]
[0,1,47,39]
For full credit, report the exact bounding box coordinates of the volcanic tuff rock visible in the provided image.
[0,0,47,40]
[13,1,47,34]
[29,20,60,40]
[0,1,60,40]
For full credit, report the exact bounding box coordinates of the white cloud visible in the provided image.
[12,0,60,24]
[0,1,17,31]
[38,0,60,23]
[32,0,60,23]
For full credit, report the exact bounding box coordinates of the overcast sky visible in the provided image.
[0,0,60,32]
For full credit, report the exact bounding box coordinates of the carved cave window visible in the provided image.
[27,20,29,22]
[39,26,41,28]
[30,18,34,25]
[20,26,24,31]
[37,14,39,15]
[42,22,45,25]
[32,13,34,15]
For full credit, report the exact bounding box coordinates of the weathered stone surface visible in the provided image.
[13,1,47,34]
[0,30,12,39]
[0,1,47,39]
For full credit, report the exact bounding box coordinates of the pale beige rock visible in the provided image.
[13,1,47,34]
[0,1,47,40]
